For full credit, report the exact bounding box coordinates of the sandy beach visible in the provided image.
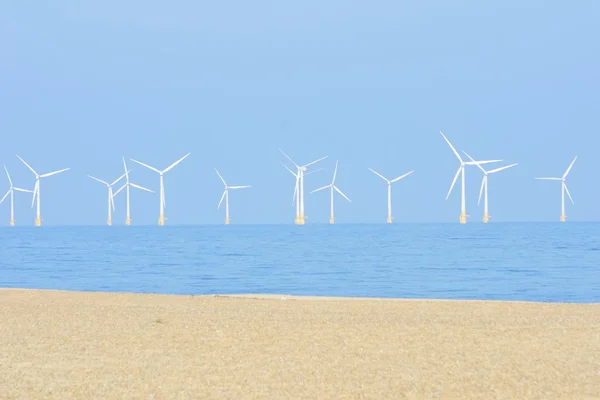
[1,289,599,399]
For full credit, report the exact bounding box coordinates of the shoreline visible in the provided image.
[2,288,599,398]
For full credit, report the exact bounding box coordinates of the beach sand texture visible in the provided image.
[1,289,600,399]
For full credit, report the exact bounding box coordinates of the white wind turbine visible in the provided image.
[463,152,517,223]
[279,149,328,225]
[130,153,190,226]
[535,156,577,222]
[112,157,154,225]
[215,169,251,225]
[368,167,414,224]
[88,171,129,226]
[282,163,322,223]
[440,131,501,224]
[0,166,33,226]
[311,161,351,224]
[16,155,70,226]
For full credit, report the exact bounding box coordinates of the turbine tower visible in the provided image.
[16,154,70,226]
[279,149,327,225]
[535,156,577,222]
[112,157,153,225]
[368,167,414,224]
[130,153,190,226]
[463,152,517,223]
[311,161,351,224]
[88,171,128,226]
[0,166,33,226]
[440,131,501,224]
[215,168,251,224]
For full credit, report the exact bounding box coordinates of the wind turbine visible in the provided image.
[463,152,518,223]
[16,155,70,226]
[0,166,33,226]
[368,167,414,224]
[535,156,577,222]
[112,157,154,225]
[215,169,251,224]
[440,131,501,224]
[87,171,129,226]
[282,163,321,224]
[279,149,328,225]
[311,161,351,224]
[130,153,190,226]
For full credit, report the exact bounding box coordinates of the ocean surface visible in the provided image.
[1,223,599,303]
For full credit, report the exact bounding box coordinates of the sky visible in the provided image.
[1,1,599,225]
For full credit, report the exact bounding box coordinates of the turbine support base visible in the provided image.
[459,212,467,224]
[329,217,335,224]
[225,218,230,225]
[125,217,131,226]
[386,217,392,224]
[560,214,566,222]
[295,214,305,225]
[9,219,15,227]
[482,213,489,224]
[158,214,165,226]
[35,216,41,227]
[107,218,112,226]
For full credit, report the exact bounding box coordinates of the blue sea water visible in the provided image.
[0,223,598,303]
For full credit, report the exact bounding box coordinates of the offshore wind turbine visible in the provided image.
[440,131,501,224]
[215,169,251,224]
[463,152,518,223]
[16,155,70,226]
[368,167,414,224]
[0,166,33,226]
[88,171,129,225]
[311,161,351,224]
[130,153,190,226]
[112,157,153,225]
[535,156,577,222]
[282,163,321,224]
[279,149,328,225]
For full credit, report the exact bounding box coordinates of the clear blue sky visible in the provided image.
[1,1,599,225]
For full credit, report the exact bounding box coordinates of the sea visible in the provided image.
[1,223,598,303]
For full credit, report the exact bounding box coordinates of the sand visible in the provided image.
[1,289,599,399]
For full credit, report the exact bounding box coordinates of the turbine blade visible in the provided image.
[311,184,330,194]
[563,156,577,179]
[303,155,328,168]
[535,177,561,180]
[228,185,251,189]
[439,131,463,162]
[110,189,116,211]
[293,176,298,205]
[304,168,322,177]
[334,185,351,202]
[40,168,69,178]
[112,184,126,197]
[278,149,299,168]
[163,153,191,173]
[110,170,129,186]
[446,167,461,200]
[122,157,129,182]
[331,160,339,184]
[214,168,227,186]
[478,177,485,206]
[464,160,502,165]
[0,190,9,205]
[88,175,109,186]
[462,151,486,173]
[368,168,389,183]
[217,190,226,209]
[282,163,297,177]
[130,183,154,193]
[13,187,33,193]
[31,181,38,208]
[390,170,414,183]
[564,183,574,204]
[488,163,518,174]
[130,158,161,174]
[4,165,13,187]
[16,154,38,176]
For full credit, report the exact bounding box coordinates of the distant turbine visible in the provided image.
[311,161,351,224]
[215,168,251,225]
[0,165,33,226]
[463,152,517,223]
[112,157,153,225]
[88,171,129,226]
[535,156,577,222]
[279,149,327,225]
[368,167,414,224]
[440,131,501,224]
[16,154,70,226]
[130,153,190,225]
[282,164,322,221]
